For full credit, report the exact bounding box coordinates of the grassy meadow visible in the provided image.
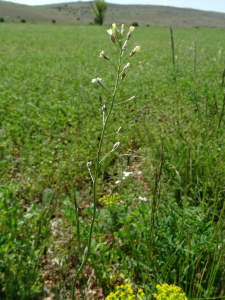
[1,23,225,299]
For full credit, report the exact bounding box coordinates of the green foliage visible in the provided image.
[92,0,107,25]
[0,17,4,22]
[0,184,47,299]
[20,19,26,23]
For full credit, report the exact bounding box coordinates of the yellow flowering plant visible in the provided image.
[99,193,120,205]
[154,284,188,300]
[106,284,145,300]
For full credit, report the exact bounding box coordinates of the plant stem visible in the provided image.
[71,52,122,300]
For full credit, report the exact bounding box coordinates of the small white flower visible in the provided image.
[139,196,148,202]
[112,23,117,31]
[102,104,107,113]
[123,62,130,72]
[123,171,133,177]
[122,40,127,52]
[113,142,120,151]
[99,50,109,60]
[127,26,135,40]
[107,23,117,43]
[115,180,121,185]
[129,46,141,57]
[92,78,103,86]
[107,28,113,35]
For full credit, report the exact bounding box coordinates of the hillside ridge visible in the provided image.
[0,0,225,28]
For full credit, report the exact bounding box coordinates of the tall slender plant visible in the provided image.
[71,23,141,299]
[92,0,107,25]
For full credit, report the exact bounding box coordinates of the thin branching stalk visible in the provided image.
[217,93,225,131]
[71,58,121,298]
[221,66,225,88]
[71,24,140,299]
[194,39,197,76]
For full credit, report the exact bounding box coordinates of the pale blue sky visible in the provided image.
[2,0,225,13]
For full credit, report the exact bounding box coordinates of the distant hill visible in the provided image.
[1,0,225,28]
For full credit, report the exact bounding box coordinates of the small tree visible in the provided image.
[0,18,4,23]
[92,0,107,25]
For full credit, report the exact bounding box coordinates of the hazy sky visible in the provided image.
[2,0,225,13]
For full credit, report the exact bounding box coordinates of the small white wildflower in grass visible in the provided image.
[115,180,121,185]
[102,104,107,113]
[123,171,133,177]
[129,46,141,57]
[139,196,148,202]
[113,142,120,151]
[92,78,103,86]
[99,50,109,60]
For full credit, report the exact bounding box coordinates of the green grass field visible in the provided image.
[1,23,225,300]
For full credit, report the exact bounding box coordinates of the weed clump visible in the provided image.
[106,285,145,300]
[99,193,120,205]
[154,284,187,300]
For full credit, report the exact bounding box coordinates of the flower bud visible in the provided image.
[92,78,103,86]
[113,142,120,151]
[129,46,141,57]
[127,26,135,40]
[99,50,109,60]
[123,62,130,72]
[112,23,117,31]
[107,25,117,43]
[121,24,124,37]
[122,40,127,52]
[111,35,116,44]
[102,104,107,114]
